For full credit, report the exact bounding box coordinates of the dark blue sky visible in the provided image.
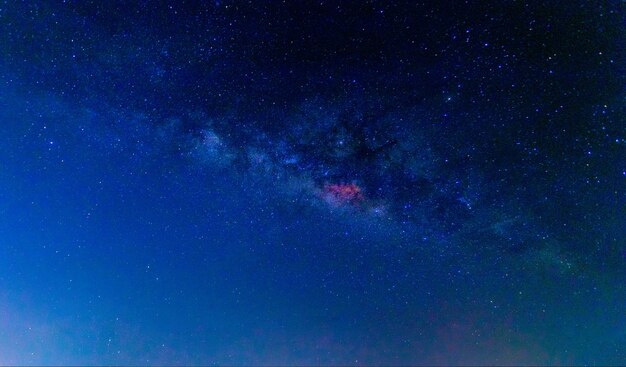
[0,1,624,365]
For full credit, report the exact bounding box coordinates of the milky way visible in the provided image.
[0,1,624,365]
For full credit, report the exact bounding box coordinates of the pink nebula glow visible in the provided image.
[320,182,365,207]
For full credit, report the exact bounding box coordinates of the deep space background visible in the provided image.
[0,1,625,365]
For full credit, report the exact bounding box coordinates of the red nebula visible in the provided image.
[320,182,365,207]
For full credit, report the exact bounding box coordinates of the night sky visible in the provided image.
[0,1,625,365]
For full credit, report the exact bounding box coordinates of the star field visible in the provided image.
[0,1,624,365]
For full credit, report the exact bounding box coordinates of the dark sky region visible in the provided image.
[0,1,624,365]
